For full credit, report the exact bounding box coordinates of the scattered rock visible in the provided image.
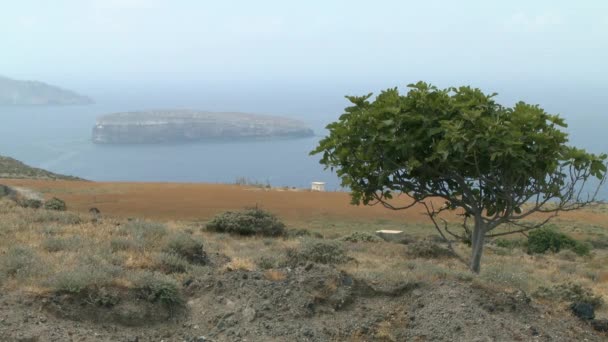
[570,302,595,320]
[242,307,256,323]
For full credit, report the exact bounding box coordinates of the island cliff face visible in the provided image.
[0,76,93,106]
[92,111,315,144]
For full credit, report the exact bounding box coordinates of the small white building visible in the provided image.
[311,181,326,192]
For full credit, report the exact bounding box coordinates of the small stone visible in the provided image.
[243,307,256,322]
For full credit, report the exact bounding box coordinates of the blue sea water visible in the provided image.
[0,83,606,199]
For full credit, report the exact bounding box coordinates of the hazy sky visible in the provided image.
[1,0,607,88]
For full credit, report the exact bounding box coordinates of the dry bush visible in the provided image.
[223,257,256,272]
[264,269,287,282]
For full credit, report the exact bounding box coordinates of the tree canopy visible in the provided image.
[312,82,607,272]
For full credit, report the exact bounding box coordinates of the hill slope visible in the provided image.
[0,155,82,180]
[0,75,93,106]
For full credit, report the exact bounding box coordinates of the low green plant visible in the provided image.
[494,238,526,249]
[0,184,12,197]
[257,255,280,270]
[533,283,603,309]
[206,208,285,237]
[285,228,323,239]
[49,264,116,294]
[527,228,590,256]
[406,240,454,259]
[339,231,383,243]
[0,246,43,279]
[155,253,190,274]
[29,210,82,225]
[287,239,348,265]
[19,198,42,209]
[164,233,207,264]
[44,197,67,211]
[132,272,183,307]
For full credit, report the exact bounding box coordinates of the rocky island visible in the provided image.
[0,75,93,106]
[92,110,315,144]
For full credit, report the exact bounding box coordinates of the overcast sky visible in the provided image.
[1,0,607,89]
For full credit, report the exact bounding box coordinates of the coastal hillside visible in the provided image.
[0,179,606,341]
[92,110,315,143]
[0,75,93,106]
[0,155,82,180]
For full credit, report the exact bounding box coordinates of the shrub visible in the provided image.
[206,208,285,236]
[0,184,12,197]
[406,240,454,259]
[0,246,43,279]
[287,239,348,265]
[257,256,280,270]
[527,228,590,256]
[44,197,66,211]
[339,231,384,243]
[132,272,183,307]
[19,198,42,209]
[155,253,190,274]
[164,233,207,264]
[533,283,603,309]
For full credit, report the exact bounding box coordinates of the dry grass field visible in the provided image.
[1,179,608,341]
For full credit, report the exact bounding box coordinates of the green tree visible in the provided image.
[312,82,607,273]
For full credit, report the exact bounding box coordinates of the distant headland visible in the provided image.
[0,75,93,106]
[92,110,315,144]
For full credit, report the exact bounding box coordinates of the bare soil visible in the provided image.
[2,180,607,227]
[0,263,604,342]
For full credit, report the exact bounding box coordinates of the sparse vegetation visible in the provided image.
[206,207,286,236]
[534,283,604,309]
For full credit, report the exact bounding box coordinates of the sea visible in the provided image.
[1,82,606,199]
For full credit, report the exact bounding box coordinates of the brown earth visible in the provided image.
[2,179,607,227]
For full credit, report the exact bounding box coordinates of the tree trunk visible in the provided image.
[470,216,486,273]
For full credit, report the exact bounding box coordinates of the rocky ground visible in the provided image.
[0,263,604,342]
